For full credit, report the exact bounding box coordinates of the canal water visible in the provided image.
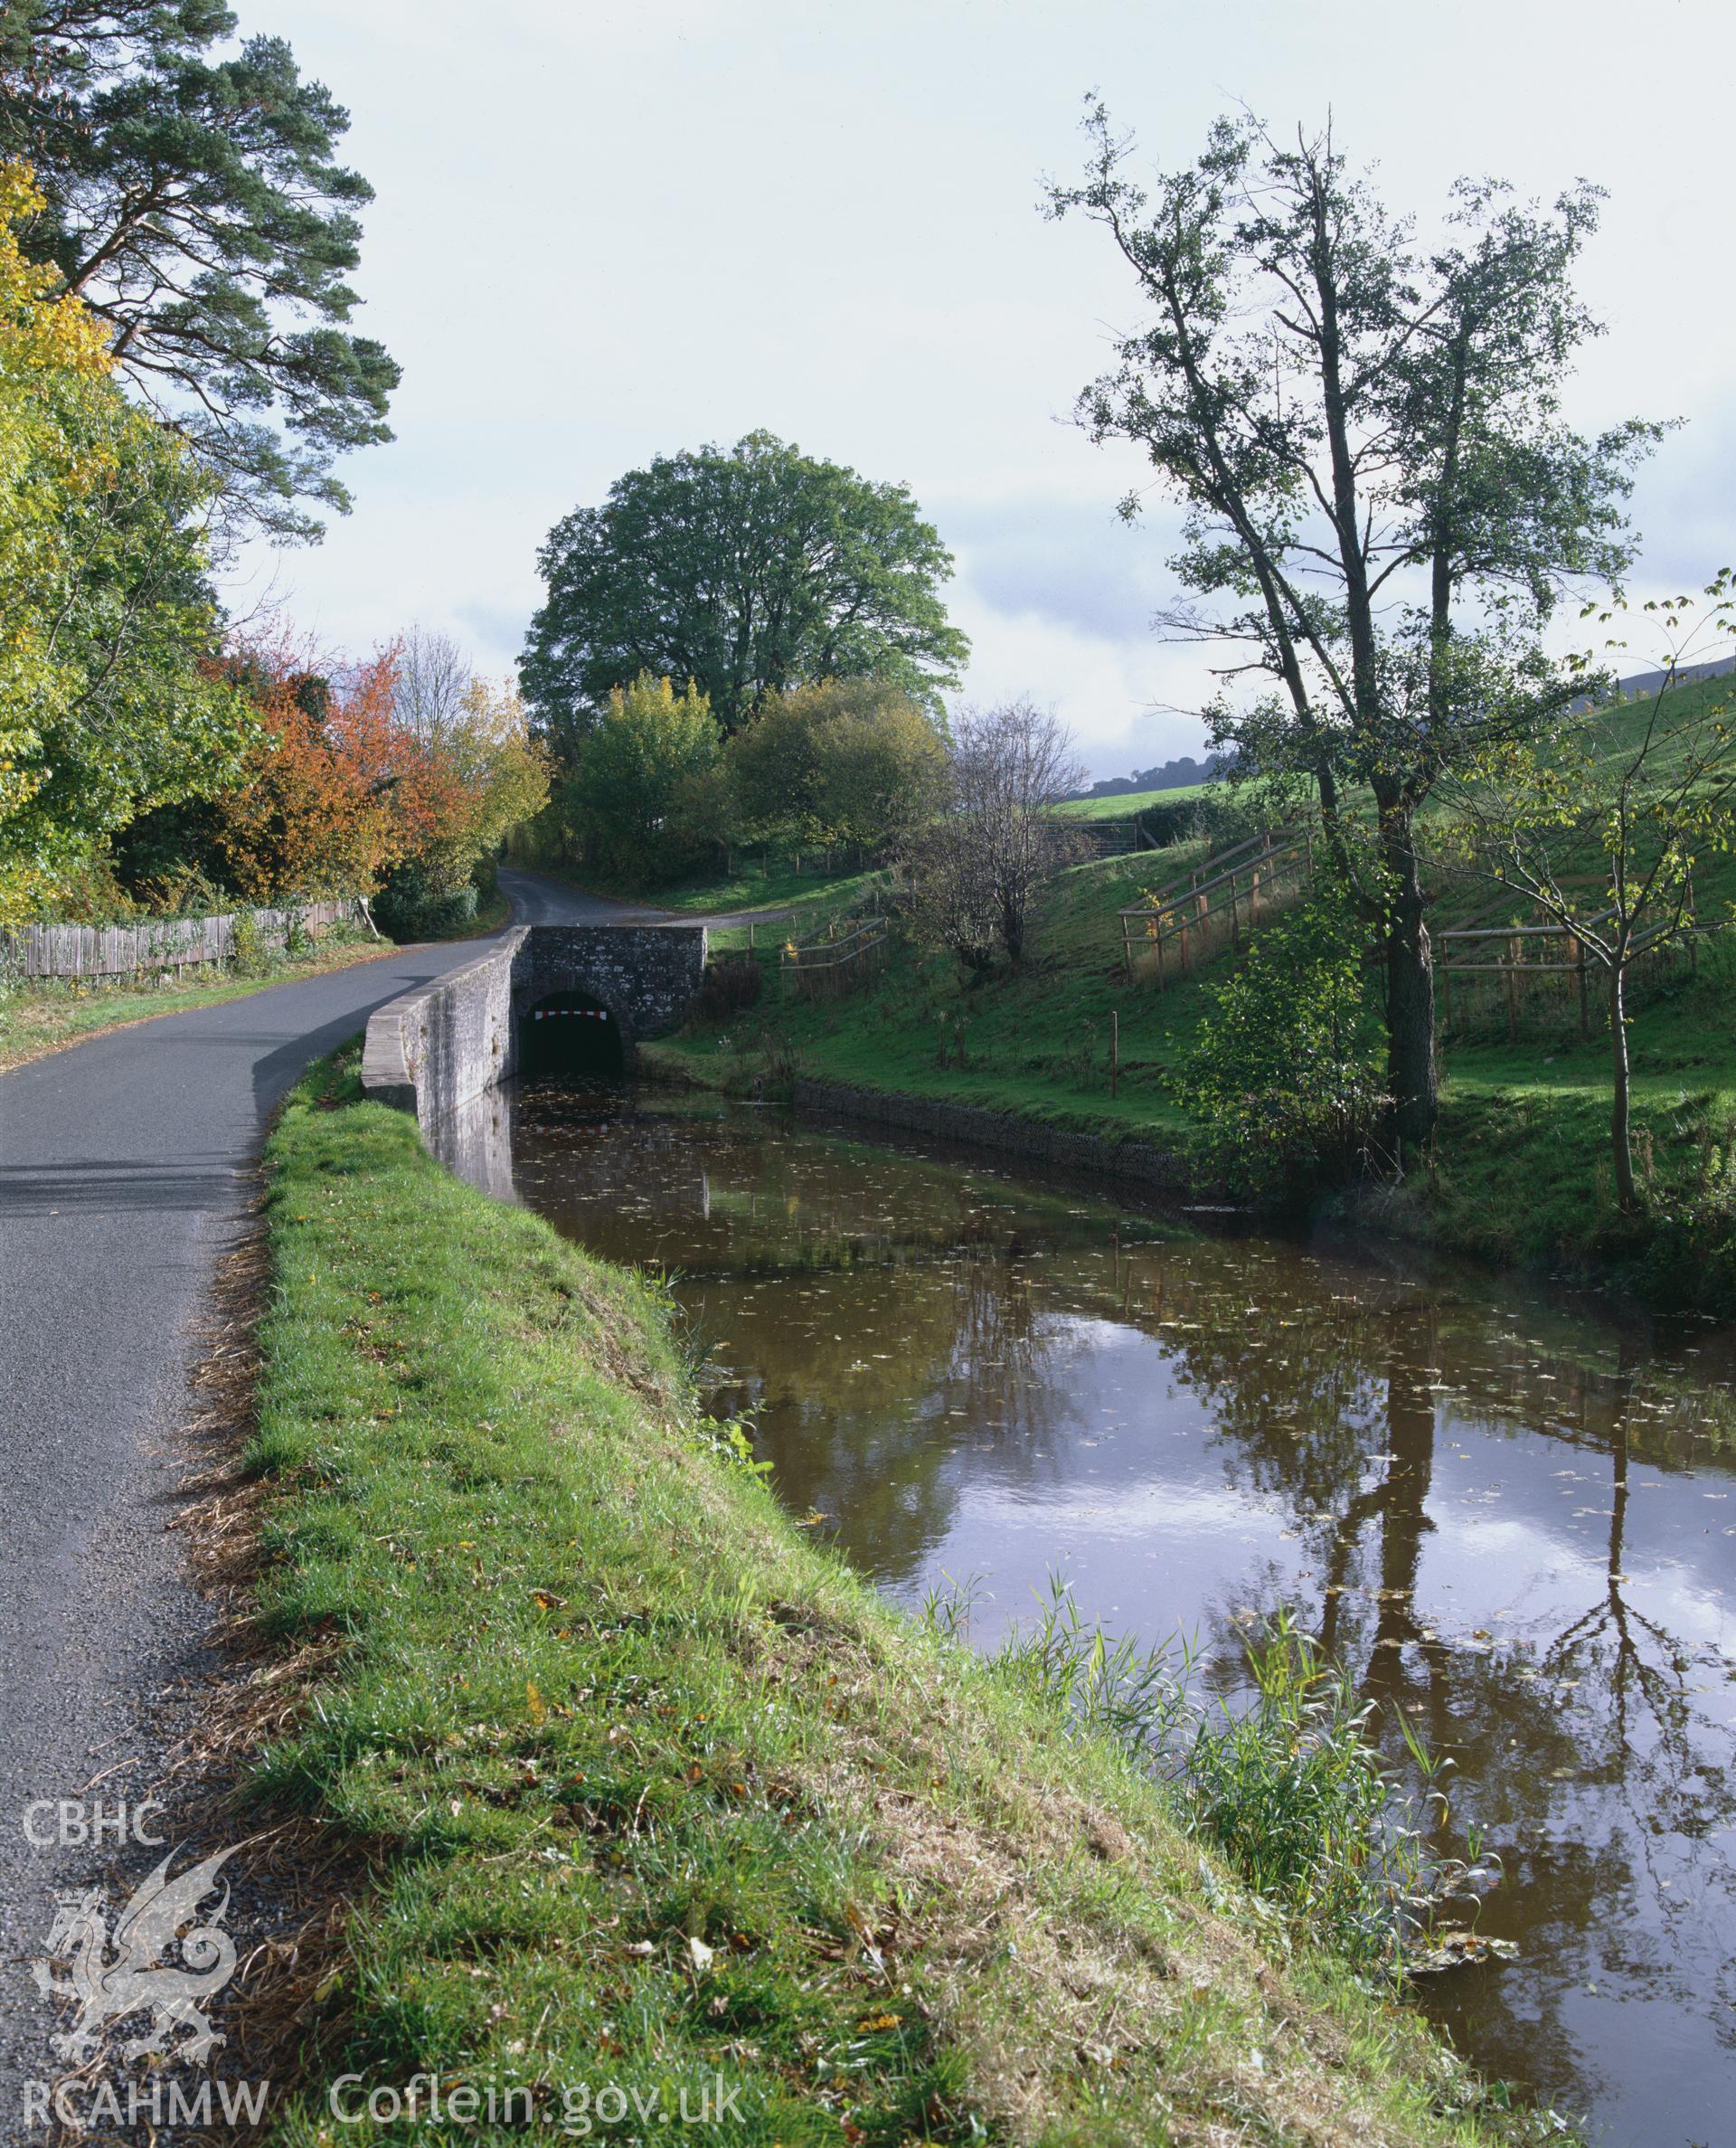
[448,1082,1736,2148]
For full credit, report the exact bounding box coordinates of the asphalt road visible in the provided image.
[0,875,666,2126]
[496,866,677,923]
[496,863,792,929]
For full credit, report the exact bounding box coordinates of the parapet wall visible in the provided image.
[361,922,706,1131]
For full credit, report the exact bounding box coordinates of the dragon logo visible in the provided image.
[31,1845,238,2064]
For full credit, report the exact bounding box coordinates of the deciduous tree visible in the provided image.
[567,673,720,886]
[214,652,395,901]
[0,158,252,923]
[1445,579,1736,1212]
[1047,106,1659,1150]
[901,699,1083,971]
[521,431,968,739]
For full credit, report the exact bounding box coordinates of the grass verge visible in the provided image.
[636,857,880,921]
[514,855,882,935]
[0,932,405,1074]
[648,847,1222,1146]
[244,1052,1556,2144]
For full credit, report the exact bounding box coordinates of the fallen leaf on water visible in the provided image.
[1407,1931,1520,1976]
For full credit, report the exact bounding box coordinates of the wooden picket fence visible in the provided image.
[1118,826,1314,983]
[2,896,367,982]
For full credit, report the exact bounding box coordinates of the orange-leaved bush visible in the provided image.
[214,642,550,906]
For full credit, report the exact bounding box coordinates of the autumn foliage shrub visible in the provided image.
[212,641,550,922]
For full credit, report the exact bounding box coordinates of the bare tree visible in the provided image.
[902,699,1085,972]
[955,699,1086,963]
[901,808,998,978]
[394,626,473,743]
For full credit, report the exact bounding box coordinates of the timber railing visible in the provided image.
[1118,826,1314,983]
[1043,815,1148,861]
[778,916,892,999]
[1436,875,1709,1041]
[2,896,367,983]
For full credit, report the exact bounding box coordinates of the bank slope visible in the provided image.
[657,847,1736,1304]
[250,1064,1546,2146]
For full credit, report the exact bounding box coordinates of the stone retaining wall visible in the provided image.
[361,928,525,1127]
[790,1077,1193,1191]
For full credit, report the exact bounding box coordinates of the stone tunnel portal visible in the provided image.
[517,990,626,1080]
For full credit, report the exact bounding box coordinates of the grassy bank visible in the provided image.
[1373,969,1736,1301]
[1052,781,1212,822]
[648,846,1736,1302]
[650,850,1211,1145]
[245,1058,1550,2144]
[511,849,881,925]
[0,931,402,1074]
[641,856,882,922]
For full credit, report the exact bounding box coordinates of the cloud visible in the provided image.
[943,493,1186,645]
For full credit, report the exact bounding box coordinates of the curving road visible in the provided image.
[0,874,682,2125]
[496,863,793,930]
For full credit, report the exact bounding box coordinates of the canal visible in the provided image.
[446,1081,1736,2148]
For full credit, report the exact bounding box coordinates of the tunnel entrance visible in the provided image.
[517,991,625,1080]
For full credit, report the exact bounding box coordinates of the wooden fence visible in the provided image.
[1048,816,1147,861]
[778,918,891,1000]
[1118,826,1314,983]
[2,897,367,982]
[1436,880,1709,1041]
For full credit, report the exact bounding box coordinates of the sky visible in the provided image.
[231,0,1736,779]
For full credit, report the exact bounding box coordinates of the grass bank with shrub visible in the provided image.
[648,848,1736,1307]
[245,1055,1558,2144]
[649,849,1214,1144]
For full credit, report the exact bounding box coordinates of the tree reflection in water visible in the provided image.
[506,1094,1736,2143]
[1147,1265,1736,2122]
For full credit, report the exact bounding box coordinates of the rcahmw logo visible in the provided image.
[23,2077,269,2131]
[30,1842,238,2063]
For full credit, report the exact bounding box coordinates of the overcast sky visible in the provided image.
[233,0,1736,777]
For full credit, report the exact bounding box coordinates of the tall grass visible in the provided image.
[241,1073,1556,2145]
[989,1584,1478,1980]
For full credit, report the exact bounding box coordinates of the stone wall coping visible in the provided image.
[360,929,524,1111]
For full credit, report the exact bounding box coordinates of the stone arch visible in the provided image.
[516,987,627,1079]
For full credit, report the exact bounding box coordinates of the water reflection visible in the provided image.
[500,1086,1736,2148]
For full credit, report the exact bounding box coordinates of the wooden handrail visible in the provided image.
[1118,825,1302,921]
[1117,825,1315,984]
